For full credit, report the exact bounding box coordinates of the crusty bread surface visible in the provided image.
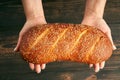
[19,23,112,64]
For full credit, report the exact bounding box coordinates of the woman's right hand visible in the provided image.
[14,17,47,73]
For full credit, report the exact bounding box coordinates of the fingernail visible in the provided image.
[113,45,117,50]
[100,66,104,69]
[14,48,17,52]
[36,70,41,74]
[29,63,35,71]
[89,64,93,68]
[41,64,46,70]
[37,71,40,74]
[95,69,99,73]
[42,67,45,70]
[30,67,34,71]
[100,65,104,69]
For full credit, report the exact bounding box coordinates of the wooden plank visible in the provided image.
[0,0,120,80]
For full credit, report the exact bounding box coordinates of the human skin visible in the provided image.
[14,0,47,73]
[14,0,116,73]
[81,0,116,72]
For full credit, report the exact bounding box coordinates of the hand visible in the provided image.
[81,15,116,72]
[14,17,47,73]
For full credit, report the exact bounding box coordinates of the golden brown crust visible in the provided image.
[19,23,113,64]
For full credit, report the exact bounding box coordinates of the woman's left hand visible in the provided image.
[81,15,116,72]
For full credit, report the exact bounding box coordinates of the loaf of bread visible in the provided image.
[19,23,112,64]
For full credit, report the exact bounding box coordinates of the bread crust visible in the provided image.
[19,23,112,64]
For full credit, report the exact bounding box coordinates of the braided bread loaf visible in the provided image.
[19,23,112,64]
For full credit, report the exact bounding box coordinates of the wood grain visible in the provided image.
[0,0,119,80]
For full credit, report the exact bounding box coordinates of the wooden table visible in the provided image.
[0,0,120,80]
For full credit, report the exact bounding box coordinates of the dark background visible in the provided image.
[0,0,120,80]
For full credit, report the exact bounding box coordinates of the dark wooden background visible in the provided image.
[0,0,120,80]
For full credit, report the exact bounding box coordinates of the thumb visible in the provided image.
[14,35,22,52]
[106,32,116,50]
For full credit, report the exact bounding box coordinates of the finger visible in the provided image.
[35,64,41,74]
[99,20,116,50]
[14,23,29,52]
[41,64,46,70]
[89,64,93,68]
[14,35,22,52]
[94,63,100,72]
[100,61,105,69]
[106,31,116,50]
[29,63,35,70]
